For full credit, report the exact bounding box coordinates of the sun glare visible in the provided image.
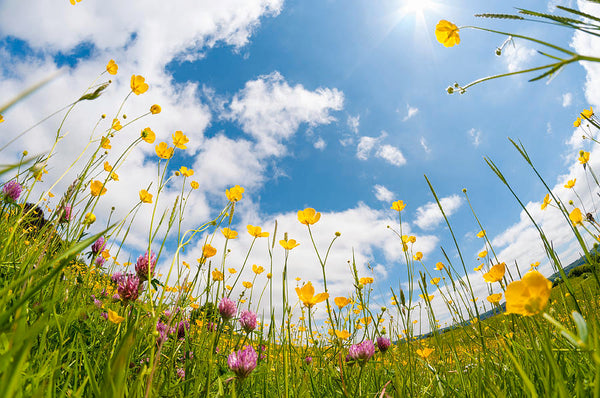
[399,0,437,18]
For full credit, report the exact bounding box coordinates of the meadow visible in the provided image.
[2,3,600,397]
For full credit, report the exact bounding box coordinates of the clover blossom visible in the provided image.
[376,337,391,353]
[348,340,376,366]
[117,273,140,302]
[135,251,157,281]
[239,310,257,333]
[218,297,237,320]
[228,345,258,379]
[3,180,22,202]
[92,237,106,255]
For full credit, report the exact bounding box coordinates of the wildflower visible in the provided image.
[155,142,174,159]
[476,230,486,238]
[413,252,423,261]
[304,356,313,365]
[377,337,391,353]
[419,294,434,302]
[84,212,96,225]
[130,75,149,95]
[295,281,329,308]
[139,189,153,203]
[110,172,119,181]
[564,179,576,189]
[0,115,3,123]
[297,208,321,225]
[212,269,224,281]
[474,264,483,271]
[221,227,238,239]
[176,368,185,380]
[280,239,300,250]
[218,297,237,320]
[90,180,107,196]
[574,117,581,127]
[117,273,140,302]
[179,166,194,177]
[112,119,122,131]
[348,340,376,366]
[242,281,253,289]
[177,320,190,340]
[107,309,125,324]
[252,264,264,274]
[430,277,440,285]
[226,185,244,202]
[228,345,258,379]
[478,250,488,258]
[359,277,374,285]
[435,262,444,271]
[150,104,161,114]
[483,262,506,283]
[239,310,257,333]
[141,127,156,143]
[70,0,82,5]
[581,106,594,119]
[103,161,112,172]
[91,236,106,255]
[229,268,237,274]
[579,151,590,164]
[416,347,434,359]
[247,224,269,238]
[100,136,111,150]
[336,330,351,339]
[190,181,199,189]
[435,20,460,47]
[570,208,583,226]
[266,273,272,279]
[172,131,189,149]
[391,200,406,211]
[335,297,351,309]
[202,244,217,258]
[541,194,552,210]
[487,293,502,304]
[3,180,22,202]
[505,270,551,316]
[135,251,157,281]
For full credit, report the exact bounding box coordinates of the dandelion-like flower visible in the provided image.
[376,337,391,353]
[228,345,258,379]
[3,180,22,202]
[218,297,237,320]
[348,340,376,366]
[295,281,328,308]
[226,185,244,202]
[117,273,140,302]
[239,310,257,333]
[135,251,157,281]
[435,20,460,47]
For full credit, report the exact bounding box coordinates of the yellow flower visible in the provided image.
[581,106,594,119]
[106,59,118,75]
[564,179,576,189]
[130,75,149,95]
[252,264,264,274]
[226,185,244,202]
[84,212,96,224]
[408,236,416,243]
[172,131,189,149]
[579,151,590,164]
[228,268,237,274]
[416,347,434,359]
[90,180,107,196]
[435,262,444,271]
[150,104,161,114]
[103,161,112,172]
[107,309,125,324]
[574,117,581,127]
[112,119,122,131]
[297,208,321,225]
[359,277,374,285]
[141,127,156,144]
[295,282,329,308]
[110,172,119,181]
[139,189,153,203]
[487,293,502,304]
[242,281,253,289]
[334,297,351,309]
[100,136,111,149]
[267,273,272,279]
[435,20,460,47]
[413,252,423,261]
[476,230,486,238]
[202,244,217,258]
[430,277,440,285]
[530,261,540,269]
[247,224,269,238]
[391,200,406,211]
[190,181,199,190]
[474,264,483,271]
[483,262,506,283]
[478,250,488,258]
[335,330,350,340]
[183,261,190,270]
[570,208,583,226]
[221,227,238,239]
[69,0,82,5]
[419,294,434,302]
[0,114,4,123]
[505,270,551,316]
[212,269,223,281]
[155,142,174,159]
[280,239,300,250]
[179,166,194,177]
[541,194,552,210]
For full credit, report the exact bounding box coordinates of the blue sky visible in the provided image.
[1,0,599,328]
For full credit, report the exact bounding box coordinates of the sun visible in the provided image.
[398,0,438,19]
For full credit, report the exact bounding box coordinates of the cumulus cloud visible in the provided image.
[313,137,326,150]
[347,114,360,134]
[503,41,537,73]
[373,184,395,202]
[414,194,463,230]
[401,104,419,122]
[562,92,573,107]
[376,144,406,167]
[356,136,380,160]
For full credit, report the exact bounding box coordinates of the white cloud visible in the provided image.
[347,114,360,134]
[414,194,463,230]
[356,136,379,160]
[503,42,537,73]
[373,184,394,202]
[402,104,419,122]
[226,71,344,157]
[313,137,326,150]
[376,144,406,167]
[562,92,573,107]
[468,128,481,147]
[420,136,431,154]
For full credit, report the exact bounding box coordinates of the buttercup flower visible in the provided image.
[105,59,118,75]
[226,185,244,202]
[505,270,551,316]
[335,296,351,308]
[179,166,194,177]
[252,264,264,274]
[430,277,441,285]
[90,180,107,196]
[564,179,576,189]
[247,224,269,238]
[280,239,300,250]
[141,127,156,144]
[391,200,406,211]
[570,208,583,226]
[435,262,444,271]
[541,194,552,210]
[295,281,329,308]
[221,227,238,239]
[218,297,237,320]
[172,131,189,150]
[483,262,506,283]
[190,181,199,189]
[139,189,153,203]
[476,230,486,238]
[435,20,460,47]
[212,269,224,281]
[228,345,258,379]
[474,264,483,271]
[150,104,161,114]
[336,330,351,340]
[297,208,321,225]
[416,347,434,359]
[414,252,423,261]
[155,142,174,159]
[0,115,4,123]
[84,212,96,225]
[487,293,502,304]
[202,244,217,258]
[359,277,374,285]
[239,310,257,333]
[579,151,590,164]
[419,294,434,302]
[100,136,111,150]
[107,309,125,324]
[478,250,488,258]
[574,117,581,127]
[348,340,376,365]
[581,106,594,119]
[130,75,149,95]
[3,180,22,202]
[135,251,157,281]
[112,119,122,131]
[242,281,253,289]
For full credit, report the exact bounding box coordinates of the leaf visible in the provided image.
[474,13,525,20]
